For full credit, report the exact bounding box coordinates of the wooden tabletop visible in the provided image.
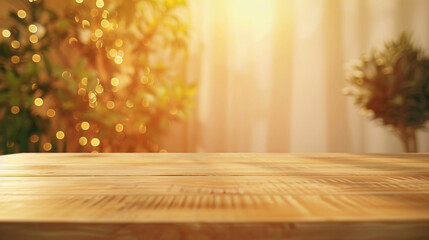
[1,153,429,240]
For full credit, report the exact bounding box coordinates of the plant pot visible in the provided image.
[399,126,418,153]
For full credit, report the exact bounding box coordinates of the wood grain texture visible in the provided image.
[1,153,429,239]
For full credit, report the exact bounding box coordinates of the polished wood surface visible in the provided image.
[1,153,429,239]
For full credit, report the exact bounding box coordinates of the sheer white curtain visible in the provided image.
[167,0,429,152]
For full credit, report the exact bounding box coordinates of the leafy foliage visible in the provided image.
[344,32,429,151]
[0,0,196,153]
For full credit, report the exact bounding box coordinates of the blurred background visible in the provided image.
[1,0,429,154]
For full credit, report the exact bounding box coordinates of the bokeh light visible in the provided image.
[81,121,90,130]
[47,109,56,118]
[34,98,43,106]
[96,0,104,8]
[138,124,147,134]
[28,24,38,33]
[2,29,11,38]
[56,131,65,140]
[17,10,27,19]
[114,39,123,47]
[79,137,88,146]
[110,77,119,86]
[29,34,39,43]
[114,56,123,64]
[82,20,90,28]
[115,123,124,132]
[11,106,20,114]
[90,138,100,147]
[43,142,52,151]
[11,40,20,49]
[106,101,115,109]
[11,56,20,64]
[32,54,41,63]
[94,29,103,38]
[30,135,39,143]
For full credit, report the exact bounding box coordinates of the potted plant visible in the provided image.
[344,32,429,152]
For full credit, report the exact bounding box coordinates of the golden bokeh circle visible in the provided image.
[56,131,65,140]
[115,123,124,132]
[11,40,20,49]
[96,0,104,8]
[91,138,100,147]
[79,136,88,146]
[30,134,39,143]
[11,56,20,64]
[94,29,103,38]
[29,34,39,43]
[32,54,41,63]
[2,29,11,38]
[47,109,56,118]
[11,106,20,114]
[17,10,27,19]
[106,101,115,109]
[114,56,123,64]
[43,142,52,151]
[28,24,38,33]
[110,77,119,86]
[34,97,43,106]
[81,121,90,130]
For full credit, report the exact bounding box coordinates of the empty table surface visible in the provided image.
[0,153,429,240]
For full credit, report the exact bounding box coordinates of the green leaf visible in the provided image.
[56,19,70,34]
[6,70,19,90]
[0,42,12,58]
[73,58,87,73]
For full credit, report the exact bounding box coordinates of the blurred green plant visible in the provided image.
[0,0,196,154]
[344,32,429,152]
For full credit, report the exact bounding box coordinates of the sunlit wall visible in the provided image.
[176,0,429,153]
